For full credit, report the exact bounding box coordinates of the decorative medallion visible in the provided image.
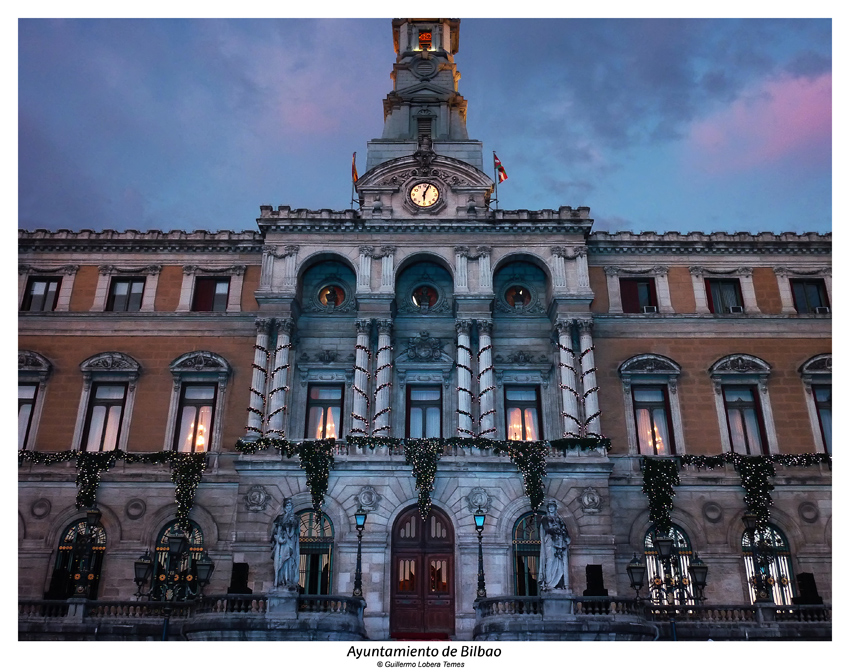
[125,498,146,520]
[245,485,272,512]
[465,487,492,514]
[354,486,382,512]
[405,332,445,361]
[798,501,819,524]
[31,498,51,519]
[702,501,723,523]
[579,487,602,514]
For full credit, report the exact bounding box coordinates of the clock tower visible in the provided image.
[357,19,493,219]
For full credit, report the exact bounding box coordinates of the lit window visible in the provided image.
[619,278,658,313]
[505,387,541,441]
[318,285,345,307]
[306,385,343,440]
[175,384,216,452]
[742,524,795,605]
[151,521,205,601]
[407,387,442,438]
[643,524,693,605]
[706,278,744,314]
[18,384,38,451]
[298,510,334,595]
[723,386,767,455]
[411,285,438,308]
[21,276,61,311]
[504,285,531,308]
[106,277,145,312]
[632,386,674,455]
[813,385,831,454]
[418,30,432,50]
[513,513,540,596]
[192,277,230,311]
[83,383,128,452]
[791,279,829,313]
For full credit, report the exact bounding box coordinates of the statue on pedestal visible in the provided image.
[538,499,570,591]
[270,499,300,589]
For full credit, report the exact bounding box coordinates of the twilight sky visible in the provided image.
[18,18,832,234]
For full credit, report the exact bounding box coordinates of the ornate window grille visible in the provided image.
[643,524,693,605]
[512,512,540,596]
[45,519,107,600]
[151,520,205,601]
[742,524,795,605]
[298,510,334,595]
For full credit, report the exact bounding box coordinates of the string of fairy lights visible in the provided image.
[555,340,601,438]
[455,341,475,436]
[245,340,292,438]
[476,342,496,436]
[642,452,831,533]
[18,449,206,529]
[372,341,393,434]
[351,342,372,435]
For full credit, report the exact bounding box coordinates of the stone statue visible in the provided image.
[270,499,300,589]
[538,499,570,591]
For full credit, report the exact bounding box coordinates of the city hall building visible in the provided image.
[18,18,831,641]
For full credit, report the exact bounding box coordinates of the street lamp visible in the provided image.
[353,507,367,598]
[626,554,646,601]
[688,553,709,603]
[72,509,102,598]
[474,508,486,599]
[742,512,774,604]
[133,527,215,602]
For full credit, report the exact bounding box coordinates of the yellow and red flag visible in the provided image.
[494,153,508,183]
[352,152,359,183]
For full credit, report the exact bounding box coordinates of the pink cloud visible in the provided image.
[686,73,831,173]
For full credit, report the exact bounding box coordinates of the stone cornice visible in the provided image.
[588,231,831,255]
[19,229,264,254]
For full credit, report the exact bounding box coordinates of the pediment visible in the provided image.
[395,81,455,99]
[357,153,492,192]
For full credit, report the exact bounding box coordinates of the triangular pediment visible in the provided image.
[394,81,455,99]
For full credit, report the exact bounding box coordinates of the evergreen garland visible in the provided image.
[402,440,444,519]
[641,458,680,535]
[19,449,207,529]
[734,457,775,532]
[491,441,548,511]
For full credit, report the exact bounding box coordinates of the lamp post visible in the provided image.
[626,554,646,601]
[353,507,367,598]
[474,508,486,599]
[132,526,214,640]
[742,512,774,604]
[72,508,102,598]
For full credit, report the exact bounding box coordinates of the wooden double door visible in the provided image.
[390,505,455,637]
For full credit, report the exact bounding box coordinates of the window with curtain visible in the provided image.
[82,383,128,452]
[298,510,334,595]
[106,277,145,312]
[723,385,767,455]
[174,384,217,452]
[643,524,693,605]
[512,513,540,596]
[632,386,674,455]
[742,524,795,605]
[706,278,743,313]
[813,385,831,453]
[191,277,230,311]
[18,383,38,450]
[791,279,829,313]
[22,276,61,311]
[306,385,343,440]
[505,387,541,441]
[619,277,658,313]
[407,386,442,438]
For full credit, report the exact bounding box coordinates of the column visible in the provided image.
[476,320,496,436]
[455,320,474,436]
[268,318,293,437]
[604,267,623,312]
[246,318,273,437]
[260,246,276,290]
[689,267,711,313]
[358,246,374,292]
[351,319,372,435]
[577,319,601,437]
[574,246,590,289]
[282,246,299,289]
[455,247,469,292]
[551,247,567,289]
[380,247,396,289]
[737,268,761,313]
[555,319,580,438]
[373,319,393,436]
[477,247,492,291]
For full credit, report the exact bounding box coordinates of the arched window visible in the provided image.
[44,518,107,600]
[742,524,795,605]
[643,524,693,605]
[512,512,540,596]
[151,520,205,600]
[298,510,334,595]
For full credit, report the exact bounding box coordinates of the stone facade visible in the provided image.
[18,19,830,641]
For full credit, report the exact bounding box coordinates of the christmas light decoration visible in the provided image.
[640,457,680,535]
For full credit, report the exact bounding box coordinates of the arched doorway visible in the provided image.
[390,505,455,638]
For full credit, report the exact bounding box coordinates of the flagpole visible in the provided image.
[492,151,499,207]
[351,152,357,210]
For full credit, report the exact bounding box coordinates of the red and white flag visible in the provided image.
[494,153,508,183]
[352,152,359,183]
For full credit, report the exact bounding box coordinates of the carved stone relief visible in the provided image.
[245,485,272,512]
[465,487,493,514]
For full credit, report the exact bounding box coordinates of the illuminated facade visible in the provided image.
[19,19,830,640]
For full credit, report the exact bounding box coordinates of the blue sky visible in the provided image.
[18,18,832,234]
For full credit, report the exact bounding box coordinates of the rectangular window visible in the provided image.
[406,386,442,438]
[418,30,432,50]
[791,279,829,313]
[306,385,343,440]
[632,386,674,455]
[620,278,658,313]
[21,276,61,311]
[706,278,744,314]
[505,387,541,441]
[723,386,767,455]
[191,277,230,311]
[417,117,432,140]
[19,384,38,450]
[174,384,217,452]
[813,385,831,454]
[83,383,128,452]
[106,277,145,312]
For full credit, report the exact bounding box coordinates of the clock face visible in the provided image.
[410,182,440,207]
